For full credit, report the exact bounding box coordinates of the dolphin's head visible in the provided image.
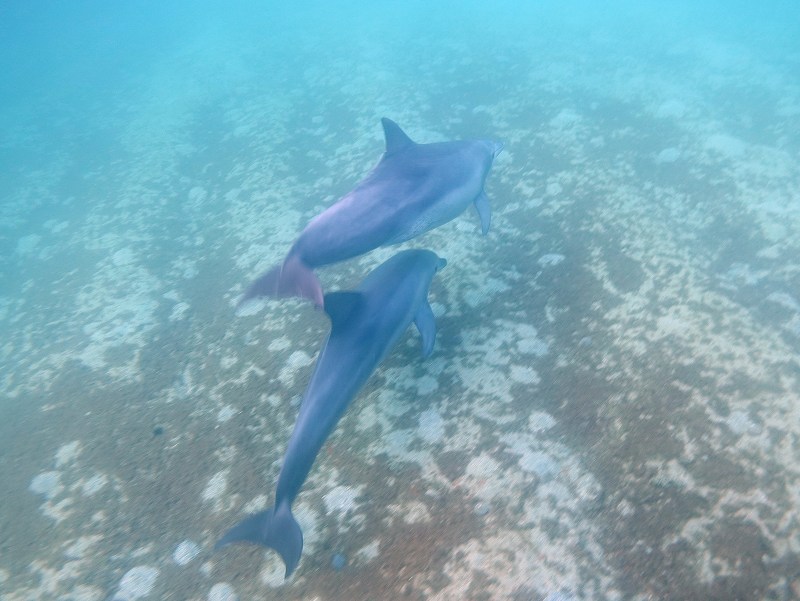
[476,139,503,160]
[418,249,447,273]
[472,139,504,175]
[417,250,447,279]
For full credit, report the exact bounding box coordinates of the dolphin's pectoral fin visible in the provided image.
[381,118,416,155]
[474,191,491,235]
[215,504,303,579]
[414,301,437,358]
[324,291,365,332]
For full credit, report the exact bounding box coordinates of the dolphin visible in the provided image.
[239,118,501,308]
[216,249,447,577]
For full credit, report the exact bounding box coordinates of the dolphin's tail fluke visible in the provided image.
[238,255,323,309]
[215,504,303,578]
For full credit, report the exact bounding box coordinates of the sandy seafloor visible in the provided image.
[2,5,800,601]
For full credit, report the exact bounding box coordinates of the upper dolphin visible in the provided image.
[216,249,447,577]
[239,118,501,308]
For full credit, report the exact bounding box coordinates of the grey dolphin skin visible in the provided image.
[239,118,501,308]
[216,249,447,578]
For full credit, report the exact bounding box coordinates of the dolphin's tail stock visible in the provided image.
[215,503,304,578]
[238,254,323,309]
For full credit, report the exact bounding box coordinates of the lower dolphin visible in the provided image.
[216,249,447,577]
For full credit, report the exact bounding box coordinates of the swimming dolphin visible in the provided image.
[216,249,447,577]
[239,118,501,308]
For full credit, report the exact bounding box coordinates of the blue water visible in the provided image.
[2,2,799,600]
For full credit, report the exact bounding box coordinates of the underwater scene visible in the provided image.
[1,1,799,599]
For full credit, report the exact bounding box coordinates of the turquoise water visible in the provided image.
[2,2,799,599]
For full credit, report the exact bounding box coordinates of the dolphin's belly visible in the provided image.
[294,192,402,266]
[386,177,480,245]
[296,164,480,263]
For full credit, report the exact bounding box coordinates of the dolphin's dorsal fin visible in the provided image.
[323,291,364,330]
[381,118,415,154]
